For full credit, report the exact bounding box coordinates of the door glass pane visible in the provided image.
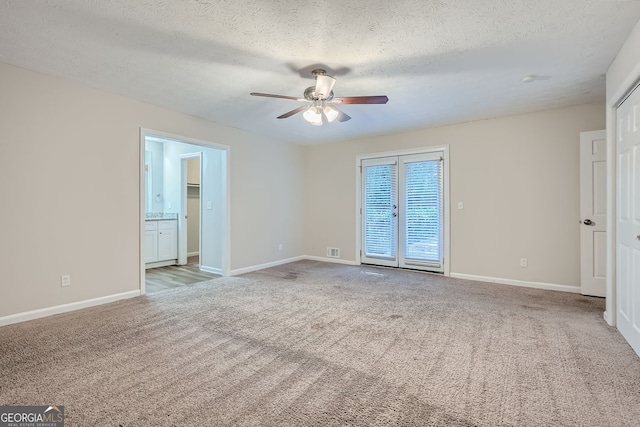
[404,160,442,263]
[364,163,397,259]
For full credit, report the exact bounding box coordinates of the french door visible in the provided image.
[361,152,444,273]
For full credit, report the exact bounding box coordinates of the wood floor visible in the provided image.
[145,256,221,293]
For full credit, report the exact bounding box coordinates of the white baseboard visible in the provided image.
[230,256,306,276]
[145,260,176,269]
[0,290,140,327]
[304,255,358,266]
[199,265,222,275]
[450,272,581,294]
[187,251,199,257]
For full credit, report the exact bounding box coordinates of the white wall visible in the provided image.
[302,103,605,289]
[606,20,640,100]
[203,147,227,271]
[0,61,304,319]
[605,18,640,324]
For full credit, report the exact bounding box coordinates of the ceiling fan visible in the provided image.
[250,69,389,126]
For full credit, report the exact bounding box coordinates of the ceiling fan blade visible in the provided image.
[250,92,303,101]
[277,105,308,119]
[315,75,336,99]
[336,110,351,122]
[331,95,389,104]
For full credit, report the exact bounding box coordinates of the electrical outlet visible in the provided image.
[278,243,283,251]
[457,202,464,210]
[520,258,528,268]
[61,275,71,287]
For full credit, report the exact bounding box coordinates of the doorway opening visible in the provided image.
[180,153,202,267]
[139,129,229,294]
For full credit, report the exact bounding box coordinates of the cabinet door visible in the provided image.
[158,228,177,261]
[144,230,158,263]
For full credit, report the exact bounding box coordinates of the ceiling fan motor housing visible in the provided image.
[304,86,334,101]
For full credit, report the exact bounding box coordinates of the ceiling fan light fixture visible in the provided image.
[303,106,322,126]
[323,105,339,122]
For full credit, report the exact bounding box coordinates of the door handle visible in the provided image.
[637,235,640,241]
[582,219,594,226]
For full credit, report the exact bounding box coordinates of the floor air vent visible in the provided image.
[327,247,340,258]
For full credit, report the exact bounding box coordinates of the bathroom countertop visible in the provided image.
[145,212,178,221]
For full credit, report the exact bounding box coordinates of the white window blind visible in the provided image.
[363,163,397,259]
[403,159,442,264]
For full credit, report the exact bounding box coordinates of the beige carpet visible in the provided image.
[1,260,639,426]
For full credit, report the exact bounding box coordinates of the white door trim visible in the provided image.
[356,145,450,276]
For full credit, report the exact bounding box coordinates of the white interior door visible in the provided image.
[579,130,607,297]
[616,83,640,357]
[361,152,444,272]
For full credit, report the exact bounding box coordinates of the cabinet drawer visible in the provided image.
[158,220,177,230]
[145,221,158,231]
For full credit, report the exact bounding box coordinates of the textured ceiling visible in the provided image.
[1,1,639,145]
